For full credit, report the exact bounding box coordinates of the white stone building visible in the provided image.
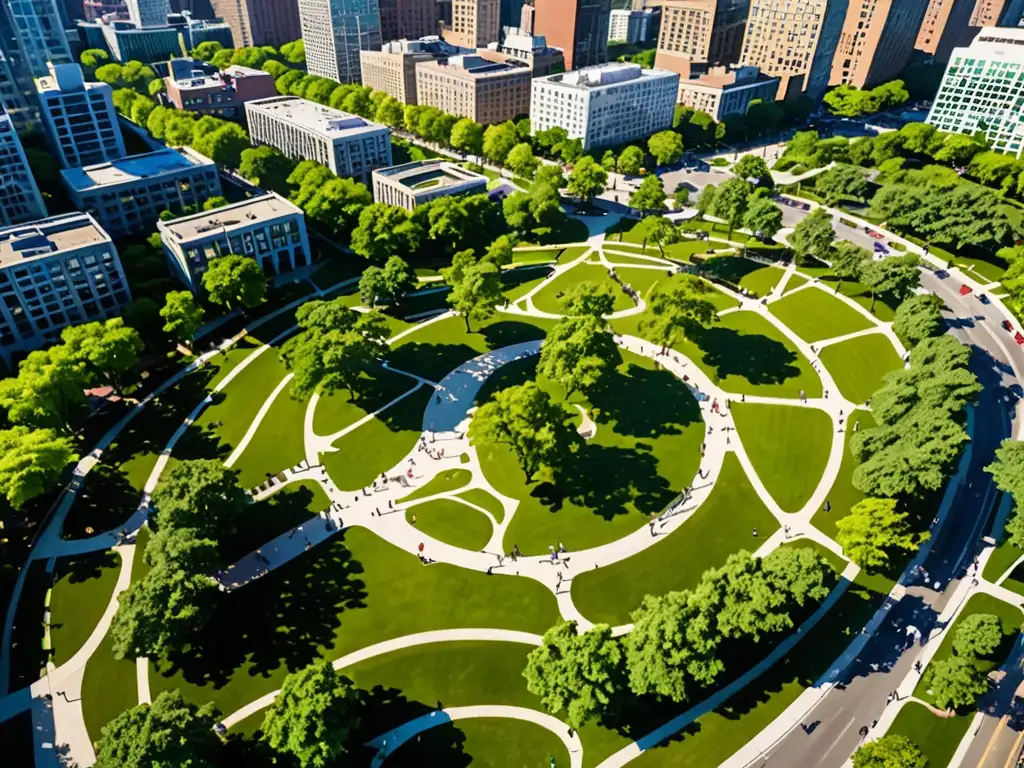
[36,63,126,169]
[372,160,488,210]
[676,65,779,122]
[608,8,657,44]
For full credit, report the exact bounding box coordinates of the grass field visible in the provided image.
[794,270,900,321]
[983,537,1024,586]
[405,498,493,551]
[457,488,506,523]
[702,255,786,297]
[400,468,473,502]
[769,288,874,343]
[812,411,873,540]
[571,453,779,626]
[384,717,571,768]
[312,366,418,437]
[783,274,808,294]
[887,702,971,768]
[731,403,833,513]
[532,264,635,315]
[819,334,903,405]
[49,550,121,665]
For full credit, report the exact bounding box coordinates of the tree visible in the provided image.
[852,735,926,768]
[373,95,405,129]
[561,281,616,319]
[94,690,220,768]
[350,203,422,261]
[789,208,835,265]
[859,254,920,313]
[446,259,504,332]
[824,84,880,117]
[953,613,1003,658]
[987,439,1024,510]
[673,184,691,208]
[0,345,89,432]
[761,546,831,608]
[160,291,204,345]
[742,196,782,241]
[239,145,296,192]
[123,297,162,340]
[0,427,74,508]
[483,122,518,165]
[601,149,617,172]
[629,175,667,216]
[150,458,249,539]
[470,382,579,482]
[639,277,717,353]
[567,156,608,207]
[80,48,110,75]
[280,298,389,398]
[279,39,305,65]
[261,660,360,767]
[450,118,484,155]
[202,254,266,310]
[648,130,683,166]
[193,122,250,168]
[835,498,918,570]
[929,655,989,711]
[506,142,539,178]
[539,316,619,398]
[830,241,870,292]
[817,163,870,205]
[732,154,772,187]
[60,318,143,391]
[357,256,416,306]
[708,177,751,236]
[483,234,516,272]
[202,195,228,211]
[524,620,623,730]
[696,184,717,220]
[893,294,944,348]
[303,176,373,237]
[618,145,645,176]
[145,526,218,574]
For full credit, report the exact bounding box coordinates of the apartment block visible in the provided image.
[379,0,441,41]
[165,63,278,119]
[738,0,848,100]
[829,0,929,89]
[209,0,301,47]
[35,63,125,169]
[372,159,487,209]
[246,95,392,181]
[158,192,310,290]
[534,0,610,70]
[0,212,130,357]
[446,0,499,47]
[0,0,74,121]
[61,147,221,238]
[360,37,469,103]
[531,62,678,150]
[485,32,565,76]
[608,8,658,44]
[299,0,383,84]
[971,0,1024,26]
[927,27,1024,157]
[676,64,778,120]
[126,0,170,25]
[916,0,975,61]
[415,54,531,123]
[0,107,47,226]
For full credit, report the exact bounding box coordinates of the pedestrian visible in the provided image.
[823,498,831,513]
[388,499,393,509]
[513,544,521,560]
[497,552,504,565]
[558,542,566,554]
[752,527,758,538]
[556,571,563,589]
[376,507,380,516]
[914,661,922,673]
[726,435,730,445]
[649,515,657,536]
[418,542,425,554]
[411,513,417,525]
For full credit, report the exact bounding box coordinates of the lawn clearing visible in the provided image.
[457,488,506,522]
[385,717,570,768]
[731,403,833,513]
[769,288,874,343]
[983,536,1024,585]
[400,468,472,502]
[571,453,779,626]
[532,263,635,315]
[820,333,903,405]
[783,273,808,294]
[405,498,493,550]
[702,255,785,297]
[49,550,121,665]
[888,702,971,768]
[812,410,873,540]
[312,365,418,437]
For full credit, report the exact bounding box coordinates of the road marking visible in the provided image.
[981,714,1012,767]
[1004,729,1024,768]
[819,716,856,764]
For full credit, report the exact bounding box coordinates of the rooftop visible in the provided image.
[172,64,269,91]
[35,62,104,94]
[683,65,777,89]
[246,96,387,137]
[540,62,676,88]
[963,25,1024,53]
[0,213,110,267]
[159,193,301,243]
[375,160,487,190]
[420,55,529,76]
[61,147,214,192]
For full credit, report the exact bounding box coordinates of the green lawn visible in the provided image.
[532,264,634,315]
[812,411,873,540]
[603,249,666,265]
[405,498,493,551]
[322,384,433,492]
[81,626,139,745]
[385,717,570,768]
[731,403,833,513]
[769,288,874,343]
[558,245,590,264]
[614,266,679,300]
[312,366,418,437]
[914,592,1023,708]
[400,468,473,502]
[984,537,1024,585]
[457,488,506,523]
[49,550,121,665]
[701,255,785,297]
[820,334,903,405]
[887,702,971,768]
[512,248,561,264]
[149,527,559,719]
[571,453,779,626]
[783,274,808,294]
[614,309,822,399]
[231,384,310,490]
[667,240,729,260]
[475,353,705,555]
[795,272,900,322]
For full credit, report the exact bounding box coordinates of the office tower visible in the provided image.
[500,0,524,29]
[655,0,747,75]
[447,0,499,47]
[830,0,929,89]
[416,54,530,123]
[36,63,125,169]
[738,0,848,100]
[209,0,301,48]
[0,106,47,226]
[520,1,533,33]
[531,62,678,150]
[378,0,439,42]
[970,0,1024,26]
[608,7,657,43]
[126,0,170,25]
[928,27,1024,157]
[0,0,75,114]
[916,0,974,61]
[534,0,610,69]
[299,0,383,83]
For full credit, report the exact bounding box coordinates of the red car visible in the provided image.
[1004,319,1014,332]
[1016,332,1024,346]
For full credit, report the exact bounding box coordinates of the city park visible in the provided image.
[3,126,1024,768]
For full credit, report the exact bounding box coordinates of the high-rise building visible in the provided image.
[738,0,848,100]
[78,14,234,62]
[531,62,678,150]
[916,0,974,61]
[534,0,610,70]
[654,0,747,77]
[970,0,1024,25]
[927,27,1024,156]
[360,36,470,103]
[830,0,929,89]
[0,0,75,118]
[519,1,533,33]
[36,63,125,169]
[416,53,531,123]
[299,0,383,83]
[126,0,170,25]
[0,213,131,359]
[246,95,393,181]
[209,0,301,47]
[500,0,524,29]
[446,0,499,47]
[608,8,657,43]
[378,0,440,42]
[0,106,47,226]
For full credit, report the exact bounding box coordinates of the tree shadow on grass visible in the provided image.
[173,393,233,463]
[689,325,802,387]
[220,484,327,564]
[157,533,367,690]
[61,464,140,539]
[57,549,119,585]
[588,363,702,439]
